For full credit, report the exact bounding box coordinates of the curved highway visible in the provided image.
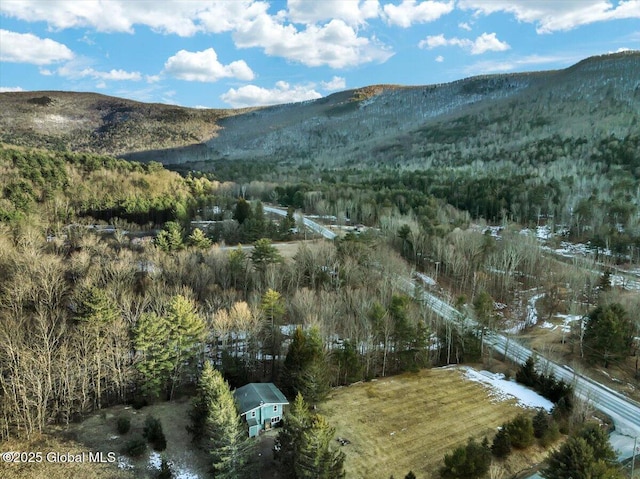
[267,205,640,450]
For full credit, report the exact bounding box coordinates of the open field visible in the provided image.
[319,367,550,479]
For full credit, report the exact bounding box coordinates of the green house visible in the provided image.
[234,383,289,438]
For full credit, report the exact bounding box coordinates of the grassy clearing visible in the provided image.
[0,433,135,479]
[319,367,546,479]
[0,398,211,479]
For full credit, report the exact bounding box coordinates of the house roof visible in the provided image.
[234,383,289,415]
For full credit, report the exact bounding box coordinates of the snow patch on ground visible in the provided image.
[540,321,555,330]
[504,293,545,334]
[525,293,544,327]
[611,274,640,291]
[520,225,554,240]
[461,367,554,411]
[415,272,436,286]
[481,226,503,239]
[117,456,134,470]
[148,451,162,469]
[172,464,200,479]
[556,313,582,333]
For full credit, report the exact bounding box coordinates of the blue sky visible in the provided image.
[1,1,638,108]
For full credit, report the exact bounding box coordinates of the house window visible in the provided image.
[272,416,280,424]
[251,410,256,418]
[273,405,278,412]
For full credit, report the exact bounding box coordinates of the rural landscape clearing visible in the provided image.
[1,2,640,479]
[321,367,553,479]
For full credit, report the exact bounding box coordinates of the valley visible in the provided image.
[1,51,639,479]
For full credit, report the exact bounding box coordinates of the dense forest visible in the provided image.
[0,145,440,442]
[2,143,638,434]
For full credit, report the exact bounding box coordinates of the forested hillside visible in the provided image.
[0,145,430,441]
[0,91,252,155]
[136,51,639,169]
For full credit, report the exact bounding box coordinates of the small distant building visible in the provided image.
[234,383,289,438]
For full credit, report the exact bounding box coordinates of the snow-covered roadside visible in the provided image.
[461,367,554,411]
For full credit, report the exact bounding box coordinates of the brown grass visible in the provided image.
[319,367,544,479]
[0,397,211,479]
[0,433,134,479]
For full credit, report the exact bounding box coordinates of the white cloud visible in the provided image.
[146,75,161,84]
[163,48,254,82]
[233,16,392,68]
[458,0,640,34]
[321,76,346,91]
[419,32,509,54]
[420,33,450,49]
[56,60,142,81]
[88,69,141,81]
[0,1,393,69]
[470,32,510,54]
[287,0,380,25]
[95,81,106,89]
[464,53,583,74]
[459,21,472,31]
[0,29,74,64]
[221,81,322,108]
[383,0,453,27]
[197,1,272,33]
[0,0,208,36]
[435,55,444,62]
[0,86,24,92]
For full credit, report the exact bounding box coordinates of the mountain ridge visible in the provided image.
[1,51,638,170]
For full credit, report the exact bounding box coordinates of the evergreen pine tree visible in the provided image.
[584,303,634,367]
[134,311,174,398]
[516,356,539,387]
[491,426,512,458]
[295,414,346,479]
[533,409,550,439]
[505,413,534,449]
[233,198,252,224]
[197,363,254,479]
[260,288,286,378]
[542,437,596,479]
[274,393,312,478]
[134,295,206,399]
[155,221,184,252]
[577,423,616,462]
[283,327,330,403]
[74,285,119,408]
[542,424,622,479]
[188,228,211,249]
[165,295,206,398]
[251,238,283,272]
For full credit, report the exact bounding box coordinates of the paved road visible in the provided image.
[399,276,640,451]
[263,206,337,240]
[266,206,640,451]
